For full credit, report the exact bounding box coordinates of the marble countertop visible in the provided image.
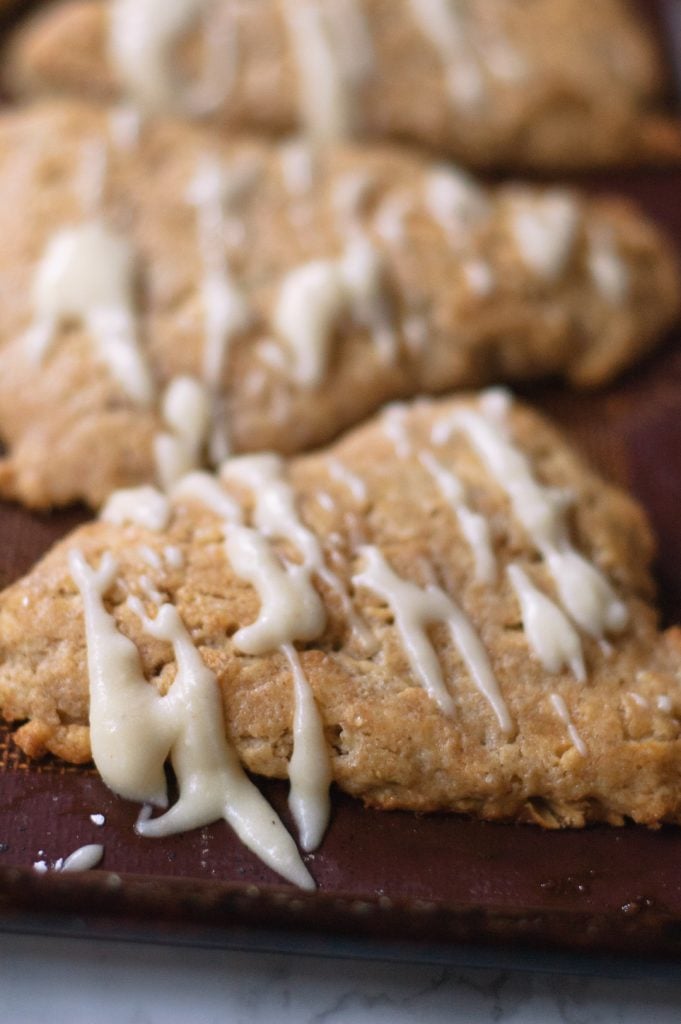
[2,931,681,1023]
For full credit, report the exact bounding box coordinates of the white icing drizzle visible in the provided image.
[109,0,236,116]
[332,171,375,235]
[279,140,317,230]
[172,469,241,521]
[374,194,411,248]
[331,172,398,366]
[327,457,368,505]
[69,549,313,890]
[164,545,185,569]
[479,33,529,84]
[274,237,394,388]
[316,491,337,514]
[224,455,325,572]
[322,0,375,86]
[382,404,413,460]
[507,564,585,682]
[191,0,241,116]
[174,463,342,847]
[541,547,629,640]
[507,192,581,282]
[187,152,258,280]
[226,524,327,653]
[139,573,164,607]
[587,227,630,304]
[434,395,629,644]
[342,237,397,364]
[199,271,251,389]
[281,0,373,141]
[69,550,174,806]
[61,844,105,873]
[480,386,512,422]
[256,338,290,374]
[408,0,485,111]
[100,486,171,533]
[280,140,316,198]
[463,260,495,297]
[628,691,649,710]
[419,451,496,585]
[352,546,512,735]
[549,693,587,757]
[138,545,163,570]
[282,0,351,141]
[186,156,255,460]
[76,139,109,218]
[424,167,490,248]
[657,695,673,714]
[403,315,428,355]
[222,454,373,652]
[281,644,332,852]
[600,638,614,659]
[108,105,142,151]
[172,465,322,653]
[110,0,204,112]
[25,221,153,406]
[154,376,211,491]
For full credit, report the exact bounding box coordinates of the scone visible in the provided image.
[0,100,678,510]
[2,391,681,888]
[4,0,680,170]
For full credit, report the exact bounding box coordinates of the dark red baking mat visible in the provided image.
[3,0,681,969]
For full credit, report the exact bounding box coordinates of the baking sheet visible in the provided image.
[2,0,681,967]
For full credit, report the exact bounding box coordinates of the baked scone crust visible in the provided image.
[4,0,680,170]
[2,393,681,831]
[0,100,678,510]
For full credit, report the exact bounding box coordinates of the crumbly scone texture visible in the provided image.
[2,394,681,830]
[0,100,678,510]
[4,0,680,170]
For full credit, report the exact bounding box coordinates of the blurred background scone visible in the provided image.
[0,100,678,509]
[3,0,681,170]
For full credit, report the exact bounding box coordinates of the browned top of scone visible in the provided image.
[4,0,680,170]
[2,393,681,831]
[0,99,678,510]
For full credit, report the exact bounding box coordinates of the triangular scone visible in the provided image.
[0,101,678,510]
[4,0,680,170]
[2,390,681,839]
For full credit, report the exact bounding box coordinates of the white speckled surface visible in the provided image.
[2,933,681,1023]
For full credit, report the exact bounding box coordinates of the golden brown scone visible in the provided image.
[4,0,681,170]
[2,390,681,831]
[0,100,678,510]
